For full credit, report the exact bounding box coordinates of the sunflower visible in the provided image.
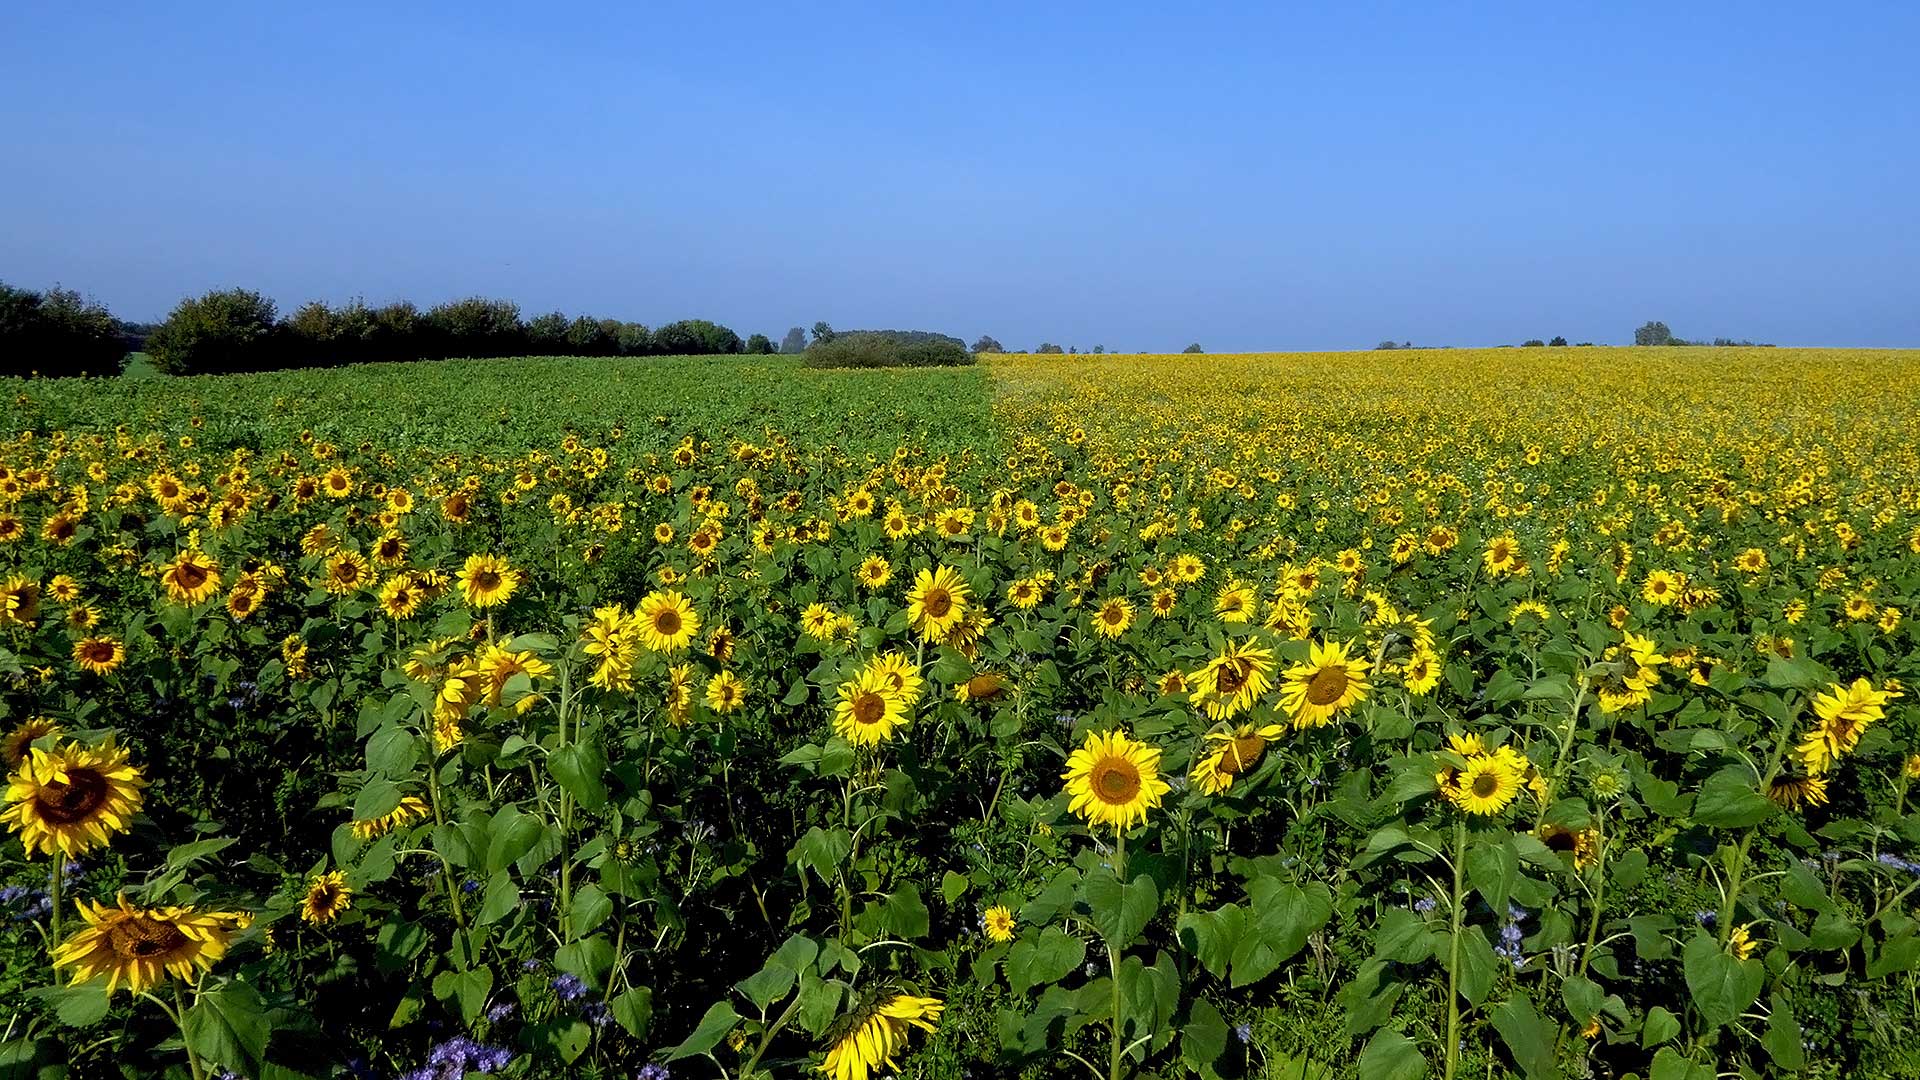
[866,652,925,705]
[3,716,61,769]
[300,870,354,925]
[1092,596,1134,639]
[981,905,1016,943]
[458,553,521,608]
[705,670,747,715]
[2,739,146,857]
[1190,722,1283,795]
[1482,534,1522,576]
[158,550,220,605]
[954,672,1007,703]
[1766,772,1828,810]
[1006,577,1043,611]
[52,895,239,996]
[834,671,909,747]
[1449,754,1523,816]
[377,574,424,620]
[1279,639,1370,729]
[1727,924,1758,960]
[799,602,841,641]
[350,794,430,841]
[1797,678,1893,774]
[1537,823,1600,870]
[0,576,40,629]
[1062,729,1171,832]
[856,555,892,589]
[477,643,553,712]
[1214,582,1256,623]
[371,530,408,567]
[817,991,943,1080]
[321,467,353,498]
[1641,569,1683,606]
[636,590,700,653]
[1400,648,1441,696]
[906,565,970,643]
[1190,638,1276,720]
[321,549,372,595]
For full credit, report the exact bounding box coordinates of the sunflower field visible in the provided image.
[1,347,1918,1080]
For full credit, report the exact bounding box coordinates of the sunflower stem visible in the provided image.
[1719,697,1799,945]
[1444,816,1466,1080]
[1109,828,1127,1080]
[174,981,207,1080]
[47,861,62,967]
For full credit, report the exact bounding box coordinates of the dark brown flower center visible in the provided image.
[853,691,886,725]
[1472,772,1500,798]
[35,769,109,824]
[921,588,952,619]
[967,674,1003,700]
[109,916,189,959]
[1091,758,1141,804]
[84,641,117,663]
[175,563,208,590]
[1306,667,1349,706]
[654,609,681,636]
[473,570,499,590]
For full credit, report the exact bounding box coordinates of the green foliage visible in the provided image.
[0,283,127,377]
[145,288,281,374]
[802,331,974,368]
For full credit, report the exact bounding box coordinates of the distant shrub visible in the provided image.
[802,332,974,369]
[653,319,743,355]
[0,283,126,377]
[425,297,525,358]
[145,288,281,375]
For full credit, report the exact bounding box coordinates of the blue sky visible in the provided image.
[3,4,1916,350]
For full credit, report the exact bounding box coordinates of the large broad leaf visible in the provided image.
[1694,767,1777,828]
[548,743,609,810]
[1682,933,1762,1029]
[1466,839,1520,919]
[1355,1029,1427,1080]
[665,1002,741,1061]
[1176,904,1246,979]
[1006,927,1086,994]
[1762,993,1805,1070]
[1489,995,1556,1080]
[1233,880,1333,986]
[1082,870,1158,950]
[484,806,542,874]
[1372,907,1438,964]
[1180,998,1230,1070]
[612,988,654,1040]
[183,983,271,1076]
[788,826,851,883]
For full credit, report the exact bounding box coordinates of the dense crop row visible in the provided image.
[0,348,1916,1079]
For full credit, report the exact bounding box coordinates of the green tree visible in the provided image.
[971,334,1004,353]
[146,288,281,374]
[1549,335,1568,347]
[526,311,569,353]
[1182,342,1204,354]
[811,321,835,345]
[1634,320,1673,346]
[779,327,808,353]
[745,333,775,354]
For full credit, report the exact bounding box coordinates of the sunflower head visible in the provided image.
[2,738,146,858]
[53,894,240,996]
[1062,729,1171,832]
[300,870,354,925]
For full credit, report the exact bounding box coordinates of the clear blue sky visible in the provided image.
[3,4,1916,350]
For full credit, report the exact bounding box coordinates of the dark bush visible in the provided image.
[614,322,653,356]
[424,297,525,358]
[525,311,569,353]
[745,333,775,355]
[653,318,743,355]
[802,331,975,368]
[145,288,281,374]
[0,283,127,377]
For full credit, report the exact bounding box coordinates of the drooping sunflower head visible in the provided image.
[3,716,62,770]
[2,738,146,858]
[819,988,944,1080]
[53,895,240,996]
[1537,823,1600,869]
[1765,772,1829,811]
[1062,729,1171,832]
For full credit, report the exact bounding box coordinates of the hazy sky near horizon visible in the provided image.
[3,4,1917,351]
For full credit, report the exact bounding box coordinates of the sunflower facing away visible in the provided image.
[3,738,146,857]
[457,553,521,609]
[833,670,909,747]
[53,895,242,996]
[906,565,970,643]
[301,870,354,925]
[3,716,61,769]
[817,990,944,1080]
[1279,639,1370,729]
[1063,729,1171,832]
[636,590,700,654]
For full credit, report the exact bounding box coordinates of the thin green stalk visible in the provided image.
[1110,828,1128,1080]
[1720,700,1799,945]
[1444,817,1466,1080]
[426,762,466,929]
[47,861,62,964]
[172,982,207,1080]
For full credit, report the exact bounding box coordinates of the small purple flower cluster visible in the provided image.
[398,1035,513,1080]
[1495,904,1527,968]
[0,884,52,922]
[636,1066,672,1080]
[551,972,613,1029]
[1877,852,1920,876]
